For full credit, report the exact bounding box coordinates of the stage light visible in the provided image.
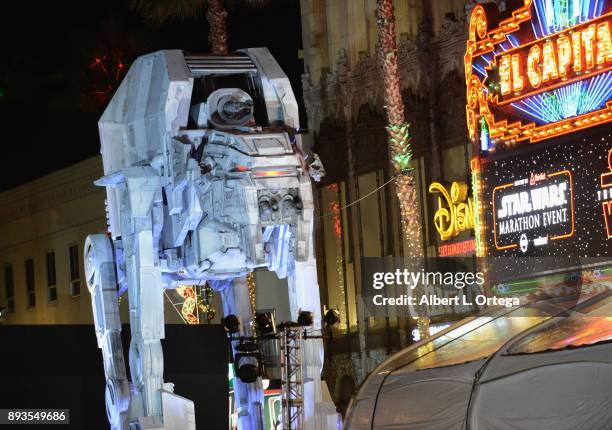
[255,311,276,334]
[234,341,261,383]
[222,314,240,333]
[297,310,313,327]
[323,308,340,327]
[236,363,259,383]
[262,377,270,390]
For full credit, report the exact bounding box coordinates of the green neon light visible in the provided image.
[495,287,538,295]
[471,170,482,256]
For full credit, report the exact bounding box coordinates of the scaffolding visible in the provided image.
[279,323,304,430]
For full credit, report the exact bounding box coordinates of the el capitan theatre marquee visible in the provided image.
[465,0,612,260]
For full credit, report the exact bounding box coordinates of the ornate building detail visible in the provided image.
[328,355,358,397]
[313,118,348,183]
[302,4,475,407]
[350,348,388,385]
[401,88,431,158]
[353,105,388,173]
[302,14,469,135]
[437,70,469,147]
[437,13,470,80]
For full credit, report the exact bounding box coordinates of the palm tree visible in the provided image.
[376,0,429,338]
[131,0,270,55]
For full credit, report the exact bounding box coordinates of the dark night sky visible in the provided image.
[0,0,304,191]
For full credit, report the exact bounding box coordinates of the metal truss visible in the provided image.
[279,324,304,430]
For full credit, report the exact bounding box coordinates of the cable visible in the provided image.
[164,290,188,324]
[317,174,398,219]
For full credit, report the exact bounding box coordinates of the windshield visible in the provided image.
[507,293,612,354]
[394,308,549,373]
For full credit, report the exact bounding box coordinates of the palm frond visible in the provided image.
[226,0,273,11]
[129,0,207,24]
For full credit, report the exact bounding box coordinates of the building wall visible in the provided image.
[300,0,481,86]
[300,0,504,410]
[0,157,107,324]
[0,156,188,325]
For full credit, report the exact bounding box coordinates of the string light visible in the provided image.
[177,286,199,325]
[470,157,486,257]
[197,283,216,322]
[247,272,256,317]
[171,284,216,325]
[377,0,428,337]
[87,54,128,106]
[326,185,347,331]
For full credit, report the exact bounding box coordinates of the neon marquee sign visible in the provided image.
[495,14,612,103]
[480,125,612,258]
[429,181,475,241]
[492,169,574,252]
[438,239,476,257]
[465,0,612,149]
[599,148,612,238]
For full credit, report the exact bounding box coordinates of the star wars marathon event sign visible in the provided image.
[482,124,612,258]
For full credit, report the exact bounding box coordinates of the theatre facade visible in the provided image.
[299,0,488,413]
[300,0,612,414]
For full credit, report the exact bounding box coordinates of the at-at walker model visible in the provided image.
[84,48,336,429]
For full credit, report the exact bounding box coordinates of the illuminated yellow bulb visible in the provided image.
[571,32,583,72]
[527,45,542,88]
[582,24,596,69]
[499,55,512,94]
[511,54,524,91]
[541,42,559,82]
[557,35,571,77]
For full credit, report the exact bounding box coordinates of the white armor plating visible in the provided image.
[84,48,335,429]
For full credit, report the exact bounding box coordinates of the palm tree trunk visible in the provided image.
[376,0,429,338]
[206,0,229,55]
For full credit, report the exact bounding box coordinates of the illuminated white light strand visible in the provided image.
[510,72,612,123]
[164,290,188,324]
[507,34,520,48]
[317,175,397,219]
[534,0,602,36]
[473,64,487,77]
